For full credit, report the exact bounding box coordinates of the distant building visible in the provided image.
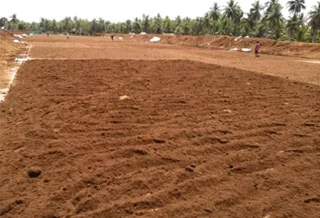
[69,28,78,35]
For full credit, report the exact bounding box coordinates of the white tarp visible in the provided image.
[150,36,161,42]
[15,58,28,63]
[14,34,23,39]
[241,48,252,52]
[234,36,242,41]
[13,39,20,43]
[140,32,147,35]
[118,37,123,40]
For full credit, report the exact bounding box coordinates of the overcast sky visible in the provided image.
[0,0,316,22]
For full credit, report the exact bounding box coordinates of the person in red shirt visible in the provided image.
[255,41,261,57]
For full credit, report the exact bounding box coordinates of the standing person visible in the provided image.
[255,41,261,57]
[111,34,114,41]
[67,33,70,39]
[47,32,49,37]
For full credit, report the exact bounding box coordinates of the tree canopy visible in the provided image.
[1,1,319,42]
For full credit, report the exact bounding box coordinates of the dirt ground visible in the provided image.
[28,35,320,85]
[28,34,320,60]
[0,35,320,218]
[0,31,20,70]
[0,30,27,94]
[167,35,320,59]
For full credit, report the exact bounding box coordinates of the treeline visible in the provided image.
[1,0,320,42]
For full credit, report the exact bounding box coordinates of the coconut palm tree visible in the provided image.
[287,14,300,39]
[224,0,239,20]
[51,19,58,33]
[62,17,72,32]
[265,0,279,14]
[10,14,18,24]
[163,16,172,33]
[206,2,221,34]
[142,14,150,33]
[8,14,19,29]
[202,12,211,34]
[287,0,306,15]
[0,17,7,28]
[286,14,305,41]
[265,2,284,39]
[193,17,204,35]
[89,19,97,35]
[218,17,233,35]
[224,0,243,35]
[296,13,307,41]
[250,0,263,22]
[244,0,263,33]
[133,18,141,33]
[308,2,320,42]
[153,14,162,34]
[98,18,105,33]
[39,18,50,32]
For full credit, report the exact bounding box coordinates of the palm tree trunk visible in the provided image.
[312,29,316,43]
[233,23,237,36]
[275,25,281,39]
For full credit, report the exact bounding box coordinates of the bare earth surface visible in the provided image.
[0,31,22,89]
[0,35,320,218]
[0,30,27,102]
[28,35,320,86]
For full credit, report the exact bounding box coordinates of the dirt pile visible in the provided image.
[0,31,19,70]
[124,34,320,59]
[0,30,26,58]
[1,59,319,217]
[0,30,28,102]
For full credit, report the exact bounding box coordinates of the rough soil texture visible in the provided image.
[0,31,20,65]
[1,59,320,218]
[121,34,320,59]
[1,35,320,218]
[27,34,320,60]
[27,35,320,85]
[0,30,26,89]
[157,35,320,59]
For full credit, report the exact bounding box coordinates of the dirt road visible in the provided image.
[0,35,320,218]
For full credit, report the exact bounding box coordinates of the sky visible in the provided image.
[0,0,316,23]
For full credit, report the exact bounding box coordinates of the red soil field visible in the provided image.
[27,35,320,85]
[0,34,320,218]
[0,30,27,91]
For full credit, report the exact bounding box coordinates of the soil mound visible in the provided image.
[125,34,320,59]
[0,30,19,68]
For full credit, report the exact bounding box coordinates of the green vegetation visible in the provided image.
[1,0,320,42]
